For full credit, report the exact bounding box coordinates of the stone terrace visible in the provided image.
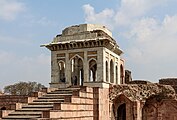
[0,86,100,120]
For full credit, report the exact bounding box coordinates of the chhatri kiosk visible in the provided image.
[43,24,125,88]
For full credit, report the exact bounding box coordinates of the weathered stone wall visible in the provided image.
[109,84,176,102]
[159,78,177,85]
[110,83,177,120]
[125,70,132,84]
[0,95,29,110]
[159,78,177,93]
[97,88,109,120]
[142,98,177,120]
[128,80,151,84]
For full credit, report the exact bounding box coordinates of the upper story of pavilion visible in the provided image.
[42,24,125,88]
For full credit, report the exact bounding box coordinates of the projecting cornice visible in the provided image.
[41,24,123,55]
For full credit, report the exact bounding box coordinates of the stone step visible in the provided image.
[39,95,65,98]
[20,107,53,111]
[48,88,80,94]
[33,98,64,102]
[29,102,54,105]
[58,87,80,91]
[16,108,50,112]
[22,104,53,108]
[65,96,93,104]
[54,103,93,111]
[49,90,73,94]
[3,115,41,119]
[58,116,94,120]
[8,111,42,116]
[44,93,73,97]
[46,110,93,118]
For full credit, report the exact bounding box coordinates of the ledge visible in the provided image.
[83,82,110,88]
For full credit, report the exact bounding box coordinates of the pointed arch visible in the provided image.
[88,58,97,82]
[70,54,84,86]
[117,103,126,120]
[70,54,84,61]
[110,59,114,83]
[120,64,124,84]
[106,61,108,82]
[115,65,118,84]
[58,60,65,82]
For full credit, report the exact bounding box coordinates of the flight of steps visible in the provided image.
[2,86,95,120]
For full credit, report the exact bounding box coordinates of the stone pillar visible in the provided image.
[108,54,110,83]
[51,51,59,84]
[118,58,121,84]
[103,50,106,82]
[65,52,71,85]
[75,58,78,79]
[113,61,116,84]
[98,88,109,120]
[84,51,88,82]
[133,101,141,120]
[93,87,110,120]
[97,49,103,82]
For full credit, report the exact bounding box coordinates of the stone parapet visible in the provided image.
[83,82,110,88]
[62,24,112,36]
[0,95,37,110]
[128,80,152,84]
[159,78,177,85]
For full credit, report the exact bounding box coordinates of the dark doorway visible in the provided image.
[1,107,6,110]
[117,103,126,120]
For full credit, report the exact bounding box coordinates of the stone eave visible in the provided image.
[41,38,123,55]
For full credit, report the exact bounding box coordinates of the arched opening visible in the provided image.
[58,61,65,82]
[106,61,108,82]
[120,64,124,84]
[89,59,97,82]
[115,65,118,84]
[110,60,114,83]
[70,55,84,86]
[117,103,126,120]
[78,58,84,86]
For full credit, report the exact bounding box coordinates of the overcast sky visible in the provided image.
[0,0,177,90]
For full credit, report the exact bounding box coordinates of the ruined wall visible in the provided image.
[159,78,177,85]
[0,95,29,110]
[110,83,177,120]
[159,78,177,93]
[109,84,176,102]
[125,70,132,84]
[143,98,177,120]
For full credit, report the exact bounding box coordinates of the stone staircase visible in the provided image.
[1,86,95,120]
